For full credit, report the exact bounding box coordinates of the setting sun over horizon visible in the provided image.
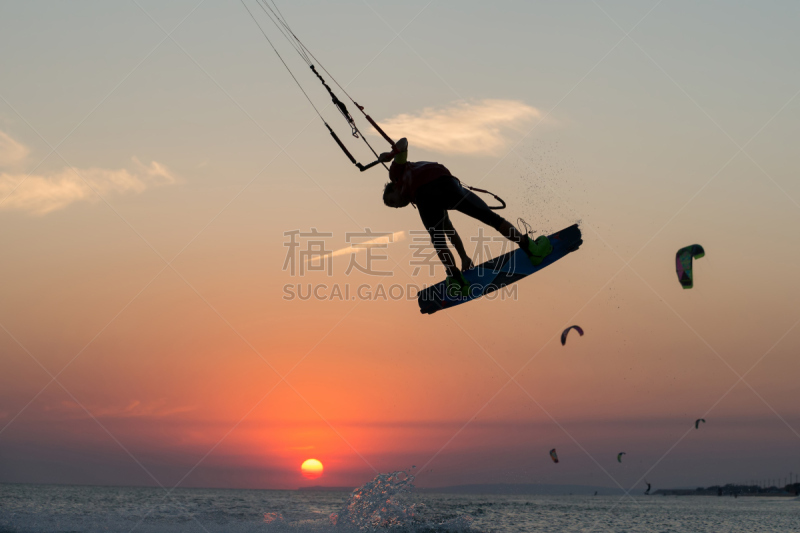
[301,459,324,480]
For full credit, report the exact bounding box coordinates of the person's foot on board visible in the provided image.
[445,271,471,298]
[524,235,553,266]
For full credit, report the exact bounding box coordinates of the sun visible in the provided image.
[301,458,324,479]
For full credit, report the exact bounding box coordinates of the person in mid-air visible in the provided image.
[379,137,552,295]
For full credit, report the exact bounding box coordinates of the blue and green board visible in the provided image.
[418,224,583,315]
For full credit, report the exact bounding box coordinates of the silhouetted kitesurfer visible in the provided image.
[380,138,552,295]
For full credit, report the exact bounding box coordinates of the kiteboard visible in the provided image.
[417,224,582,315]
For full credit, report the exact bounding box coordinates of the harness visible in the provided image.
[456,179,507,210]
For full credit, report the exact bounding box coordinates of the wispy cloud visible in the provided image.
[0,129,178,215]
[0,157,178,215]
[305,231,406,266]
[0,130,30,167]
[379,99,543,156]
[53,399,196,419]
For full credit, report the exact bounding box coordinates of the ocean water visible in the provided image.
[1,472,798,533]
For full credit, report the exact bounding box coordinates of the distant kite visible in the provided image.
[617,452,626,463]
[561,325,584,346]
[549,448,559,463]
[676,245,705,289]
[695,418,706,429]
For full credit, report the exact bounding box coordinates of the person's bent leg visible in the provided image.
[447,180,530,249]
[429,226,471,296]
[418,192,460,278]
[428,225,458,277]
[448,178,552,264]
[442,214,473,270]
[498,219,529,248]
[435,244,459,278]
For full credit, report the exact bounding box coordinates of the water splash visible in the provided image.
[330,471,473,532]
[331,471,417,529]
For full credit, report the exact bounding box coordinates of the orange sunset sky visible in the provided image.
[1,1,799,492]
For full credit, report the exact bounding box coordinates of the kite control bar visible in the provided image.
[356,159,384,172]
[327,129,394,172]
[311,65,396,172]
[325,124,387,172]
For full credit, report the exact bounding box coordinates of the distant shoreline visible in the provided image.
[654,483,798,498]
[654,490,795,497]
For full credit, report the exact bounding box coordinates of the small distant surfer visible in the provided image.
[380,138,552,295]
